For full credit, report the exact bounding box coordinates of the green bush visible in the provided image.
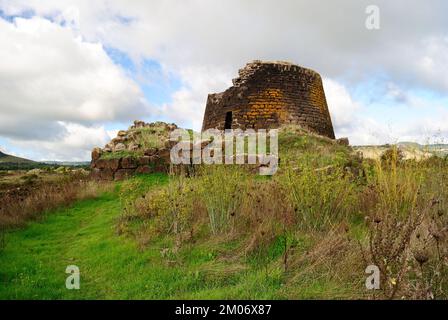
[278,166,358,230]
[196,166,248,235]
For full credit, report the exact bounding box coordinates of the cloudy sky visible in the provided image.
[0,0,447,161]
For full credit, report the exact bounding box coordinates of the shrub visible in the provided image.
[362,158,448,299]
[381,146,404,164]
[278,165,358,231]
[196,166,248,235]
[0,178,112,230]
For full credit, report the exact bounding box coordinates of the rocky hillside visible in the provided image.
[91,121,179,180]
[91,120,355,181]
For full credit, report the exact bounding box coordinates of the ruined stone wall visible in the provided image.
[202,61,335,139]
[90,148,171,181]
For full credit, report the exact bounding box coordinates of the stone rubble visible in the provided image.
[90,120,179,181]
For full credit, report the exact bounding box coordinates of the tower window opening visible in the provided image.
[224,111,233,130]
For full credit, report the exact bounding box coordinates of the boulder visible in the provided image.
[167,123,178,131]
[92,168,114,181]
[113,136,126,143]
[158,149,171,161]
[117,130,127,137]
[114,143,126,152]
[105,158,121,171]
[94,159,108,169]
[133,120,145,129]
[144,148,158,156]
[153,161,168,173]
[91,147,102,161]
[114,169,135,181]
[128,143,139,151]
[121,156,138,169]
[90,168,101,180]
[139,156,151,166]
[336,137,350,146]
[136,166,152,174]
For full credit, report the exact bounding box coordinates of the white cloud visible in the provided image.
[159,66,233,131]
[1,0,448,157]
[9,122,111,161]
[0,16,148,141]
[324,79,361,132]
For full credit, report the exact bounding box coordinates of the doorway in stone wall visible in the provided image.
[224,111,233,129]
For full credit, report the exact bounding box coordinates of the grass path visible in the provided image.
[0,174,189,299]
[0,173,284,299]
[0,173,349,299]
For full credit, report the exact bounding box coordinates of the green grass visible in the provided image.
[1,173,343,299]
[3,127,445,300]
[99,150,138,160]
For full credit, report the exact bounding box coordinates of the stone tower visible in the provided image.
[201,60,335,139]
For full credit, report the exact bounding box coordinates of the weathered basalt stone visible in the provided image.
[136,166,152,174]
[114,143,126,152]
[91,168,114,181]
[91,147,102,161]
[144,148,158,156]
[121,157,138,169]
[336,137,350,146]
[139,156,151,166]
[105,158,121,171]
[158,149,171,161]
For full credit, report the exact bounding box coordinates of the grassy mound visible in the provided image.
[99,122,178,160]
[115,127,447,299]
[1,127,447,299]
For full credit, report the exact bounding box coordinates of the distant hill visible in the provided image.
[0,150,36,164]
[41,161,90,166]
[353,142,448,161]
[0,150,90,170]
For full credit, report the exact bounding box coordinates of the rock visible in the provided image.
[114,143,126,152]
[336,137,350,146]
[113,136,126,143]
[144,148,158,156]
[117,130,127,137]
[91,168,114,181]
[90,168,101,180]
[121,156,138,169]
[167,123,178,131]
[153,161,168,173]
[95,158,120,171]
[139,156,151,166]
[133,120,145,129]
[102,169,116,181]
[94,159,107,169]
[164,139,178,149]
[158,149,171,161]
[114,169,135,181]
[103,143,113,152]
[136,166,152,174]
[91,147,102,161]
[128,143,139,151]
[105,159,121,171]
